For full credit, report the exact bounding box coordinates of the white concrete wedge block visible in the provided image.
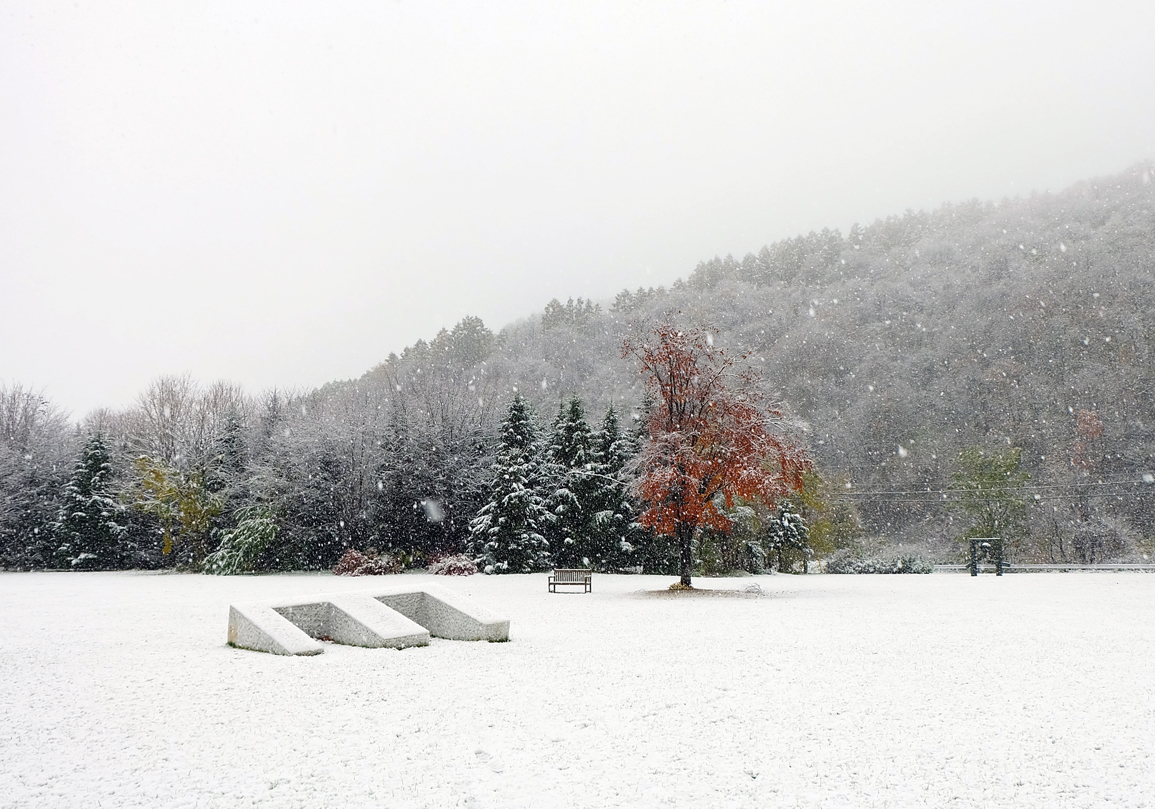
[227,585,509,655]
[229,595,428,655]
[228,603,323,656]
[316,594,430,649]
[371,585,510,642]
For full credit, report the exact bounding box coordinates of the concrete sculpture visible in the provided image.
[227,584,510,655]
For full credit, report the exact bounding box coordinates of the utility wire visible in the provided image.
[843,492,1151,504]
[840,477,1155,497]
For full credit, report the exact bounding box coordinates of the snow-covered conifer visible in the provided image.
[543,396,600,568]
[763,501,811,572]
[587,405,641,571]
[53,433,126,569]
[467,394,551,573]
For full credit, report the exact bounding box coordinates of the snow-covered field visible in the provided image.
[1,571,1153,809]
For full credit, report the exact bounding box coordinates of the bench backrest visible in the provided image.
[553,569,591,582]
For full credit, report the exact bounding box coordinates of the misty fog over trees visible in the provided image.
[3,163,1154,572]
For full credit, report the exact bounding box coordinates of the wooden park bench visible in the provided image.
[549,569,592,593]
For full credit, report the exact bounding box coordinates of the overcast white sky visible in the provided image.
[2,0,1153,420]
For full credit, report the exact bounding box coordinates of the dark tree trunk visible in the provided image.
[677,522,695,586]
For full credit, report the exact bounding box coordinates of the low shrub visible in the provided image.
[204,507,278,575]
[333,549,403,576]
[825,550,933,574]
[427,554,478,576]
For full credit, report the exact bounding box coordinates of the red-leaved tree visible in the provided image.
[623,321,810,586]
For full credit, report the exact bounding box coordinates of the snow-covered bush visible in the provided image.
[427,554,478,576]
[203,507,277,575]
[333,549,403,576]
[825,550,933,574]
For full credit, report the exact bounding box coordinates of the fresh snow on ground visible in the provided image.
[1,571,1153,808]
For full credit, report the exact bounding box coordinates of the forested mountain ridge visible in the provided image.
[680,162,1155,558]
[3,162,1153,569]
[357,160,1155,559]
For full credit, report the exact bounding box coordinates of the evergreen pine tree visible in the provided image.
[543,396,599,568]
[588,405,640,571]
[373,407,430,559]
[206,412,249,505]
[467,394,551,573]
[54,433,126,569]
[204,411,251,551]
[763,501,811,572]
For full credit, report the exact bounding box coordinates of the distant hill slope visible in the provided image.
[365,161,1155,554]
[9,164,1153,571]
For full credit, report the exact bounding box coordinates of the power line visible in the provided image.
[840,477,1155,497]
[842,492,1151,504]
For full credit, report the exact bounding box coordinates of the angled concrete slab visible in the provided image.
[227,585,509,655]
[370,585,510,642]
[275,594,430,649]
[228,602,323,656]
